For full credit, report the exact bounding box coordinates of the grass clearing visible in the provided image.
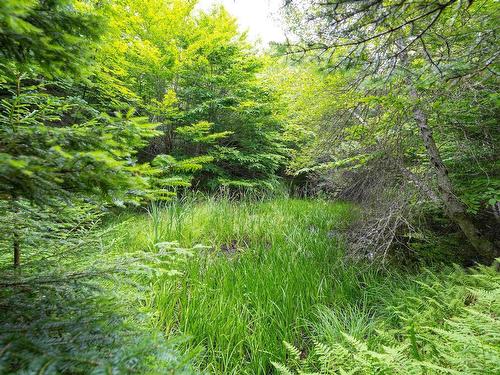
[109,197,382,374]
[102,197,499,374]
[275,263,500,374]
[6,196,496,374]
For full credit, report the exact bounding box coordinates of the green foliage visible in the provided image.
[0,0,168,211]
[123,197,360,374]
[0,1,189,371]
[0,0,101,75]
[0,203,197,374]
[277,0,500,257]
[274,263,500,374]
[176,121,232,145]
[1,0,499,374]
[97,1,288,191]
[0,69,159,205]
[282,0,499,262]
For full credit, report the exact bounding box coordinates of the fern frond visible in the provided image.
[272,361,295,375]
[284,341,302,362]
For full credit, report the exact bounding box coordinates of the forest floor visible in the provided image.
[103,197,499,375]
[108,198,359,374]
[2,197,497,374]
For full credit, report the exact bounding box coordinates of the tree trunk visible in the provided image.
[11,196,21,268]
[13,231,20,268]
[410,88,496,261]
[398,164,440,203]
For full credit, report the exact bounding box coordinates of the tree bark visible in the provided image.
[410,88,496,261]
[13,231,20,268]
[398,165,440,203]
[11,196,21,268]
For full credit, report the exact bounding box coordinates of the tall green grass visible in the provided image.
[103,197,499,374]
[112,197,391,374]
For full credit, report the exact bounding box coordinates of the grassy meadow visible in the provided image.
[100,197,499,374]
[108,198,360,373]
[101,198,407,373]
[2,196,498,374]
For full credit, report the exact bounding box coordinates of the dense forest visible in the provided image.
[0,0,498,374]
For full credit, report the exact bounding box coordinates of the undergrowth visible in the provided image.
[0,202,197,374]
[274,262,500,374]
[5,197,497,374]
[109,196,499,374]
[109,197,379,374]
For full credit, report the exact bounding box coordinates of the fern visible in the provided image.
[277,262,500,374]
[273,361,295,375]
[284,341,302,362]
